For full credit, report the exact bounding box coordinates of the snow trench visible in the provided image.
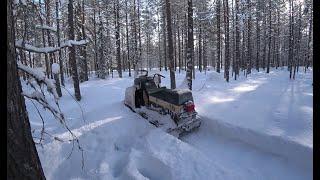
[200,116,313,171]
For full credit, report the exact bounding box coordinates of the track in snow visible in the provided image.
[180,117,312,180]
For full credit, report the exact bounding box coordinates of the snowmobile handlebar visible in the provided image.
[153,73,165,79]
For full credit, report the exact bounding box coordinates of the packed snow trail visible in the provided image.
[24,68,312,179]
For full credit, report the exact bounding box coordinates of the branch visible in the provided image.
[35,25,57,32]
[15,39,89,54]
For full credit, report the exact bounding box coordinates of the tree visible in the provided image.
[223,0,230,82]
[7,0,46,178]
[115,0,122,78]
[255,0,261,72]
[68,0,81,101]
[246,0,252,75]
[288,0,294,78]
[165,0,176,89]
[186,0,194,90]
[216,0,221,73]
[235,0,240,79]
[79,0,88,82]
[55,0,66,85]
[266,0,272,73]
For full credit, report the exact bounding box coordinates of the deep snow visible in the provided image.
[24,67,313,180]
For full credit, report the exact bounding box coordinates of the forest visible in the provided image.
[8,0,313,179]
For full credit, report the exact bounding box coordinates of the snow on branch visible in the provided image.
[18,61,59,101]
[61,39,89,47]
[15,39,60,53]
[18,61,84,167]
[15,39,89,54]
[35,25,57,32]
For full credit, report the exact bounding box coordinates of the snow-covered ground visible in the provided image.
[24,67,313,180]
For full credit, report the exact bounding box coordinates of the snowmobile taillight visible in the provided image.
[185,102,195,112]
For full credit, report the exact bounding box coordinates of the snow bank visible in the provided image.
[139,129,242,180]
[201,116,313,171]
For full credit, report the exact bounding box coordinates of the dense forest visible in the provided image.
[8,0,313,179]
[12,0,313,98]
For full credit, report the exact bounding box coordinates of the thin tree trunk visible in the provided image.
[165,0,176,89]
[216,0,221,73]
[68,0,81,101]
[223,0,230,82]
[186,0,194,90]
[199,23,202,72]
[115,0,122,78]
[266,0,271,73]
[246,0,252,75]
[126,0,131,76]
[255,0,260,71]
[56,0,65,86]
[235,0,240,79]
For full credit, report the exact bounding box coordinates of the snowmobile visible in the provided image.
[124,70,201,137]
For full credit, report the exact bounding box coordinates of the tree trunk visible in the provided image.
[266,0,271,73]
[216,0,221,73]
[255,0,260,72]
[223,0,230,82]
[80,0,88,81]
[115,0,122,78]
[55,0,65,86]
[165,0,176,89]
[8,0,46,178]
[126,0,131,76]
[186,0,194,90]
[162,1,168,71]
[198,23,202,72]
[246,0,252,75]
[68,0,81,101]
[235,0,240,79]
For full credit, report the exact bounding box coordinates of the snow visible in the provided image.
[52,63,60,74]
[23,67,312,179]
[15,39,88,54]
[61,40,89,47]
[16,39,60,53]
[36,25,57,32]
[18,61,59,100]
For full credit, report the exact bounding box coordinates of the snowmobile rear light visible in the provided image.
[185,102,195,112]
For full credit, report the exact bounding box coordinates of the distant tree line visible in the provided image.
[13,0,313,94]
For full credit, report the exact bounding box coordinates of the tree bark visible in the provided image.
[115,0,122,78]
[223,0,230,82]
[216,0,221,73]
[186,0,194,90]
[56,0,65,86]
[165,0,176,89]
[8,0,46,178]
[68,0,81,100]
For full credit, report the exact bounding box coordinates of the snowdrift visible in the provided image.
[201,116,312,171]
